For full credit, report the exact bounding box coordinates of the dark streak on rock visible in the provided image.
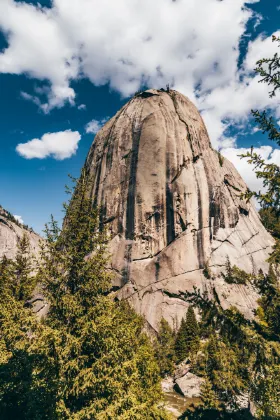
[166,183,175,245]
[155,258,160,282]
[168,91,199,161]
[126,109,143,240]
[196,183,205,269]
[177,212,187,232]
[92,162,102,207]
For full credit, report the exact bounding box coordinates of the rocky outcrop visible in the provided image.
[174,372,205,398]
[85,89,275,331]
[0,205,41,259]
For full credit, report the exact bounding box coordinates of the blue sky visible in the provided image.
[0,0,279,234]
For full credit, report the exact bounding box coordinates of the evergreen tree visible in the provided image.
[175,306,200,362]
[155,318,175,376]
[0,255,15,296]
[0,234,35,301]
[175,317,188,363]
[240,36,280,264]
[14,233,35,301]
[0,170,169,419]
[185,306,200,355]
[200,378,220,410]
[222,256,250,285]
[255,265,280,340]
[259,207,280,239]
[253,364,280,419]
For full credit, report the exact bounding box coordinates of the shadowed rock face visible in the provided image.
[85,89,275,332]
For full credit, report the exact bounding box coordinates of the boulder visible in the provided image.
[174,372,205,398]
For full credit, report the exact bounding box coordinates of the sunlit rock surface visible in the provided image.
[0,206,41,260]
[85,89,274,331]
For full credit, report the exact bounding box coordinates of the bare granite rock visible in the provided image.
[0,207,41,260]
[85,89,275,332]
[174,372,205,398]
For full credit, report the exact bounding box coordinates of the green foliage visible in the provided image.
[202,261,212,279]
[0,255,15,296]
[259,207,280,239]
[252,364,280,419]
[175,306,200,363]
[175,317,188,363]
[155,318,175,376]
[14,234,36,301]
[0,234,35,301]
[180,407,255,420]
[0,170,169,420]
[221,256,251,285]
[0,205,31,231]
[254,35,280,99]
[239,36,280,217]
[240,147,280,212]
[204,336,247,408]
[180,287,280,417]
[239,37,280,270]
[200,378,220,410]
[254,266,280,340]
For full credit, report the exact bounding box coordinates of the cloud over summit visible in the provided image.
[1,0,279,148]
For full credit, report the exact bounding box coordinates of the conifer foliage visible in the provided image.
[155,318,175,376]
[0,170,169,420]
[175,306,200,363]
[0,233,35,301]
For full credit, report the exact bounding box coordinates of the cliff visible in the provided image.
[84,89,275,331]
[0,205,41,259]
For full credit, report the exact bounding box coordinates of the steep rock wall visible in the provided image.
[0,207,41,260]
[85,89,275,331]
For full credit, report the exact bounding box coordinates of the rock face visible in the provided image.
[0,207,47,316]
[85,89,275,331]
[0,206,41,260]
[174,372,205,398]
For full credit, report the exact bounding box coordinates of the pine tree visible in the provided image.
[14,233,35,301]
[0,170,169,419]
[239,36,280,265]
[200,378,220,410]
[0,234,35,301]
[155,318,175,376]
[185,306,200,355]
[0,255,15,296]
[175,306,200,363]
[175,317,188,363]
[255,265,280,340]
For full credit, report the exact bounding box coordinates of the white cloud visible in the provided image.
[85,118,108,134]
[78,104,86,111]
[0,0,279,147]
[14,215,24,224]
[16,130,81,160]
[221,146,280,195]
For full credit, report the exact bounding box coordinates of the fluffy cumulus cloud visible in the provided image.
[85,118,108,134]
[1,0,280,173]
[13,215,24,224]
[16,130,81,160]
